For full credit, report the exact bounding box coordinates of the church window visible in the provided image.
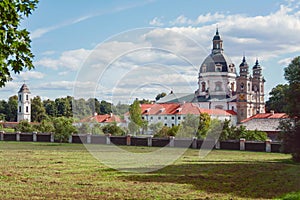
[26,106,29,113]
[19,95,21,101]
[216,64,222,72]
[231,106,234,111]
[241,109,244,117]
[202,65,206,73]
[165,116,167,120]
[26,95,28,101]
[261,85,263,92]
[215,82,222,91]
[19,106,21,113]
[248,83,250,91]
[231,82,235,92]
[201,82,206,92]
[240,82,244,90]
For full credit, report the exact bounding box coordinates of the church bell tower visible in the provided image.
[17,84,31,122]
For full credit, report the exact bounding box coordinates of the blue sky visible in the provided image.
[1,0,300,103]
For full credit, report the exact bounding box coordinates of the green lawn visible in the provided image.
[0,142,299,199]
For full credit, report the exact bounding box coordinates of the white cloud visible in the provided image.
[30,1,300,102]
[278,57,293,66]
[149,17,164,26]
[17,71,45,80]
[35,48,91,70]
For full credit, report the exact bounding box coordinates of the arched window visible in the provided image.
[231,82,235,92]
[201,82,206,92]
[215,81,222,91]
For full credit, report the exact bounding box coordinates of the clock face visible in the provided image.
[239,94,245,100]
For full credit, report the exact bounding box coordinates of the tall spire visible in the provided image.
[212,28,223,54]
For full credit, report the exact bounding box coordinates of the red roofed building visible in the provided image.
[240,111,291,140]
[81,113,126,126]
[124,103,237,130]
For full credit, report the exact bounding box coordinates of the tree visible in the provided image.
[43,99,56,117]
[31,96,47,122]
[6,95,18,122]
[178,114,199,138]
[77,122,91,134]
[53,117,77,142]
[15,120,33,132]
[99,100,112,114]
[149,122,163,135]
[265,84,289,113]
[155,92,166,101]
[55,97,72,117]
[279,56,300,162]
[129,99,143,134]
[34,120,54,133]
[197,113,211,139]
[0,0,39,87]
[102,122,124,136]
[220,119,235,141]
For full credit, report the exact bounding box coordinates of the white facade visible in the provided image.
[17,84,31,122]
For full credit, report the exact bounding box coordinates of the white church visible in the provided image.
[157,29,266,124]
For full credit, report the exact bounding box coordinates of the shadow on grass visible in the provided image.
[120,159,300,199]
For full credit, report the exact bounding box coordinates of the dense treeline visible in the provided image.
[0,96,129,122]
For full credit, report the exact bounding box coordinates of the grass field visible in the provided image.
[0,142,299,199]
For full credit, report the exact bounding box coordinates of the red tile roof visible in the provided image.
[138,103,237,116]
[241,113,289,123]
[81,114,125,123]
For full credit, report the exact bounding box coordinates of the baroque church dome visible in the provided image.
[200,29,236,74]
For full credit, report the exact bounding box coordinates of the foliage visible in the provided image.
[265,84,289,113]
[154,125,180,138]
[278,120,300,162]
[128,121,139,135]
[34,120,54,133]
[77,122,91,134]
[220,119,235,141]
[0,0,39,87]
[102,122,124,136]
[178,114,199,138]
[6,95,18,122]
[53,117,77,143]
[279,56,300,162]
[91,122,103,135]
[31,96,47,122]
[15,120,33,132]
[148,122,163,135]
[128,99,143,134]
[154,126,169,138]
[197,113,211,139]
[155,92,167,101]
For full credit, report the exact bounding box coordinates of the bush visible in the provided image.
[15,120,34,132]
[154,125,179,138]
[102,122,124,136]
[33,120,54,133]
[53,117,77,143]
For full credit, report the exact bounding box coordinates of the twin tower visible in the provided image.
[196,29,265,122]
